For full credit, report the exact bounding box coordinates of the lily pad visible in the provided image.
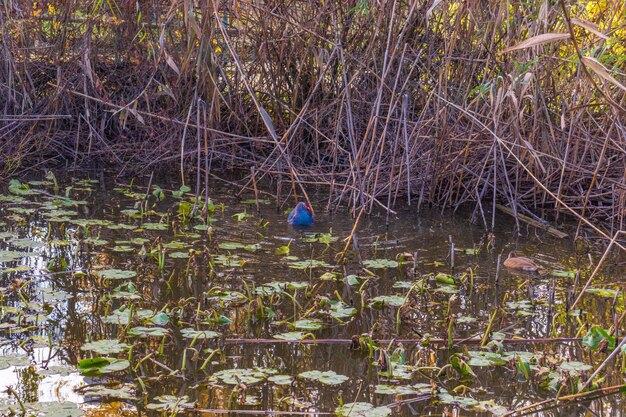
[363,259,398,269]
[336,402,392,417]
[293,319,324,330]
[273,331,311,341]
[289,259,331,269]
[0,353,30,370]
[299,370,348,386]
[127,326,170,337]
[81,339,131,354]
[210,367,277,385]
[95,269,137,280]
[368,295,406,308]
[77,357,130,376]
[268,374,294,385]
[146,395,195,411]
[180,328,220,339]
[559,361,592,374]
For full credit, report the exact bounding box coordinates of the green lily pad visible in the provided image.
[273,331,311,341]
[336,402,392,417]
[363,259,398,269]
[77,357,130,376]
[9,238,46,249]
[0,250,32,262]
[142,222,169,230]
[293,319,324,330]
[299,370,348,386]
[559,361,592,374]
[468,351,507,367]
[81,339,131,354]
[368,295,406,308]
[218,242,245,250]
[83,384,135,400]
[180,328,220,339]
[328,301,357,319]
[0,353,30,370]
[95,269,137,280]
[210,367,277,385]
[127,326,170,337]
[146,395,195,411]
[289,259,331,269]
[268,374,294,385]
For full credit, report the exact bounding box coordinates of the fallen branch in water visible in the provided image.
[221,337,582,346]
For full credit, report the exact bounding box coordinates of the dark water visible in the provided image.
[0,175,624,417]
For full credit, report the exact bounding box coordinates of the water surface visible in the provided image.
[0,175,623,416]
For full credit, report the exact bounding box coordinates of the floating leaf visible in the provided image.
[0,353,30,370]
[142,222,169,230]
[127,326,169,337]
[210,367,277,385]
[336,402,392,417]
[268,374,293,385]
[273,331,311,341]
[146,395,195,411]
[468,351,507,367]
[293,319,324,330]
[559,361,592,374]
[180,328,220,339]
[83,385,135,400]
[368,295,406,308]
[583,326,616,350]
[95,269,137,280]
[363,259,398,269]
[81,339,131,354]
[289,259,331,269]
[345,275,360,286]
[299,370,348,386]
[77,357,130,376]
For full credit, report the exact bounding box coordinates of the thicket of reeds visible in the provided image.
[1,0,625,235]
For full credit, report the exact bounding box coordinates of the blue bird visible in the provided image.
[288,202,314,226]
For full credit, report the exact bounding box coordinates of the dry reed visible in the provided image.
[0,0,625,236]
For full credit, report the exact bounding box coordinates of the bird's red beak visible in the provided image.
[305,203,314,215]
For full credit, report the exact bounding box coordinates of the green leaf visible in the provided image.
[363,259,398,269]
[299,370,348,386]
[81,339,131,355]
[336,402,392,417]
[293,319,324,330]
[368,295,406,308]
[127,326,169,337]
[95,269,137,280]
[180,328,220,339]
[77,357,130,376]
[583,326,616,350]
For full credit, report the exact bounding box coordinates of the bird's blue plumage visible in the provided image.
[288,202,314,226]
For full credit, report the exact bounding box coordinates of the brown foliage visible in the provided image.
[0,0,624,233]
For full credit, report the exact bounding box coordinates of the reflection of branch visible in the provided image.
[571,230,626,309]
[559,0,626,114]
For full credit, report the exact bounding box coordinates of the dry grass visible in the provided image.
[1,0,625,235]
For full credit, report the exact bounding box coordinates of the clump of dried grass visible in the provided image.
[0,0,624,235]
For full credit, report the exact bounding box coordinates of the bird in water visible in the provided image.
[503,252,539,271]
[288,202,314,226]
